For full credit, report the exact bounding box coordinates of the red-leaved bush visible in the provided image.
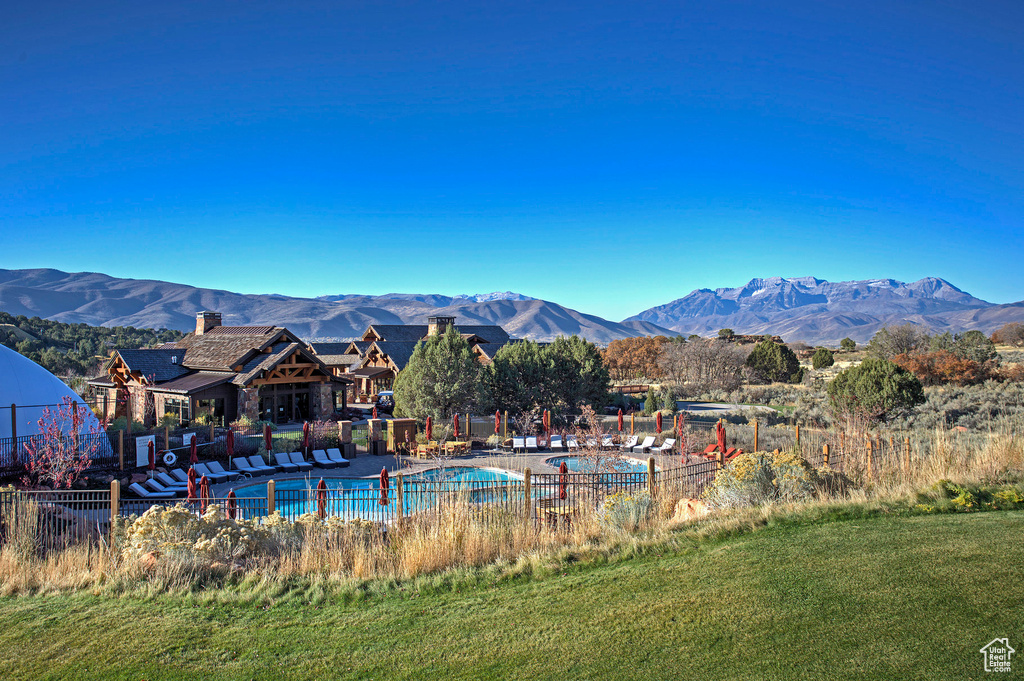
[21,396,104,489]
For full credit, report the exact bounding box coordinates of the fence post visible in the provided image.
[647,457,657,498]
[523,467,532,523]
[753,420,759,452]
[795,424,800,448]
[209,422,215,444]
[10,404,15,445]
[110,479,119,532]
[823,444,830,467]
[118,429,124,470]
[503,411,508,438]
[631,413,635,435]
[904,437,911,472]
[396,473,405,521]
[866,440,874,480]
[267,479,276,515]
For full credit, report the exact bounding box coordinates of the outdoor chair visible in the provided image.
[194,463,229,484]
[155,472,189,490]
[313,449,339,469]
[511,437,527,453]
[129,482,175,499]
[144,479,186,497]
[233,458,263,476]
[601,434,615,450]
[289,452,314,471]
[585,436,599,449]
[207,461,244,481]
[566,435,580,451]
[525,436,539,452]
[326,448,351,467]
[169,468,190,483]
[651,438,676,455]
[549,435,564,451]
[249,454,280,473]
[632,436,656,454]
[274,452,300,473]
[618,436,639,452]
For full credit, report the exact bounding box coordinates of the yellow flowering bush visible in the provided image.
[598,490,654,532]
[703,450,819,509]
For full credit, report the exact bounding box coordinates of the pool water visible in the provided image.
[546,455,653,475]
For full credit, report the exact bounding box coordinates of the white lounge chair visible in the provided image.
[194,463,229,484]
[233,457,263,476]
[549,435,564,451]
[525,437,539,452]
[144,479,185,496]
[207,461,243,481]
[652,438,676,454]
[618,436,639,452]
[632,436,656,454]
[566,435,580,452]
[313,449,338,469]
[274,453,300,473]
[326,448,350,468]
[511,437,527,453]
[249,455,279,474]
[585,436,599,449]
[289,452,314,471]
[129,482,175,499]
[601,434,615,450]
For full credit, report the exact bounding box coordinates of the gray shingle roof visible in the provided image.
[370,341,420,370]
[114,349,190,382]
[365,325,429,342]
[148,372,236,394]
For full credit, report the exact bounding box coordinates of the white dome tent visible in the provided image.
[0,345,112,464]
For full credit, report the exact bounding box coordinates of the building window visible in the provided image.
[196,398,225,426]
[164,397,190,425]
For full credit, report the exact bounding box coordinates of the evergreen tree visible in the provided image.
[811,347,835,370]
[544,335,610,412]
[480,340,549,415]
[840,337,857,352]
[827,358,925,422]
[745,338,800,383]
[393,326,481,420]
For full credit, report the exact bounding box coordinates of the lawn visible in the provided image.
[0,511,1020,680]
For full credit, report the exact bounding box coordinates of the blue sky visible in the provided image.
[2,0,1022,321]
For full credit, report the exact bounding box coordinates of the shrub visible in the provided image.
[827,358,925,422]
[703,450,819,509]
[812,347,835,370]
[597,490,655,532]
[840,337,857,352]
[745,339,800,383]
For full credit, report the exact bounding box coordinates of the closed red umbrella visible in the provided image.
[617,408,623,432]
[425,416,432,441]
[189,435,198,465]
[302,421,310,451]
[378,467,389,506]
[317,478,328,519]
[716,421,726,453]
[147,440,156,471]
[199,475,211,513]
[494,410,500,435]
[372,406,378,420]
[263,423,272,453]
[187,467,197,501]
[656,411,663,433]
[226,489,237,520]
[226,428,234,458]
[453,413,460,439]
[558,461,568,500]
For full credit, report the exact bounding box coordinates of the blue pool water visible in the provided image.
[546,455,653,475]
[230,466,524,521]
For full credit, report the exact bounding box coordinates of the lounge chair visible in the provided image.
[585,436,600,449]
[249,454,280,474]
[511,437,526,453]
[618,436,638,452]
[129,482,175,499]
[169,468,189,483]
[549,435,564,451]
[289,452,314,472]
[652,438,676,455]
[312,449,338,469]
[194,463,229,484]
[601,434,615,450]
[326,448,351,468]
[525,437,539,452]
[155,471,188,490]
[144,479,186,497]
[566,435,580,451]
[632,436,656,454]
[207,461,244,481]
[233,457,263,476]
[274,452,300,473]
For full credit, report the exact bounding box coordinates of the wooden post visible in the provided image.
[209,422,215,445]
[753,420,759,452]
[523,467,532,522]
[823,444,830,467]
[110,479,120,533]
[396,473,405,521]
[866,440,874,480]
[795,424,800,448]
[904,436,911,472]
[647,457,657,498]
[503,410,508,438]
[631,413,635,435]
[267,479,276,515]
[118,429,124,470]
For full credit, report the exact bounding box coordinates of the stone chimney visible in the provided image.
[427,316,455,337]
[195,311,222,336]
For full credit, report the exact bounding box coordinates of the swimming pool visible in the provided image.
[230,466,525,521]
[545,455,654,475]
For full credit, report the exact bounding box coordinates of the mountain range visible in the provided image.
[0,269,1021,346]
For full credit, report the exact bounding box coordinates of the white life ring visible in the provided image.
[162,451,177,466]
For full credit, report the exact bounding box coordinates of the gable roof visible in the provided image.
[174,326,292,371]
[110,348,190,382]
[233,342,351,386]
[364,325,429,342]
[147,371,236,394]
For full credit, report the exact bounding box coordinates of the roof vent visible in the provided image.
[171,355,178,364]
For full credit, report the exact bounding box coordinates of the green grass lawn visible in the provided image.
[1,511,1021,680]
